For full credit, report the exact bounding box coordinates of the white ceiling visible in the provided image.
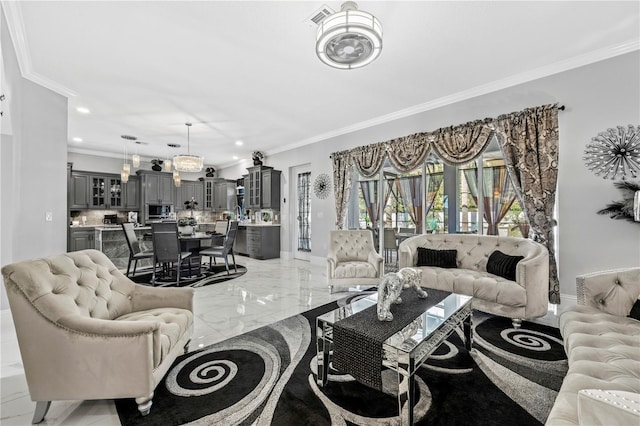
[4,1,639,170]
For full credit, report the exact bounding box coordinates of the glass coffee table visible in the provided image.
[316,291,472,425]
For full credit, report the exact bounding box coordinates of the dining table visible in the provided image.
[178,232,220,277]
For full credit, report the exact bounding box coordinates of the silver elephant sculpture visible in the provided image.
[377,267,428,321]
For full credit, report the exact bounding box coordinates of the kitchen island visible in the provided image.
[236,223,280,260]
[69,225,153,271]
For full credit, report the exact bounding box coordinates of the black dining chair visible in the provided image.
[122,223,154,277]
[200,223,238,275]
[150,222,194,285]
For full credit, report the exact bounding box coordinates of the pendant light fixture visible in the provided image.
[121,142,130,183]
[316,1,383,70]
[173,123,204,172]
[121,135,140,168]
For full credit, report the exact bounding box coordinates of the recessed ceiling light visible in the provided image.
[76,107,91,114]
[72,137,83,142]
[233,155,239,160]
[235,140,243,146]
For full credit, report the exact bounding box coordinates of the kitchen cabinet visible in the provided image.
[243,225,280,259]
[68,227,96,252]
[89,175,124,209]
[235,226,247,255]
[69,172,90,209]
[137,171,175,205]
[177,180,204,211]
[245,166,281,210]
[123,176,139,210]
[204,178,215,209]
[213,179,236,211]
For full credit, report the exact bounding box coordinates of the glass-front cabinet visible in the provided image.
[90,175,122,209]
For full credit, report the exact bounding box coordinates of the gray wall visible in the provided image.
[1,8,68,309]
[220,51,640,304]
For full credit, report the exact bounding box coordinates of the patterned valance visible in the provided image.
[432,118,495,166]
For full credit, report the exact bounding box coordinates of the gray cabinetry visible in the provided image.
[69,173,90,209]
[260,168,281,209]
[245,226,280,259]
[68,227,96,252]
[204,178,215,209]
[235,226,247,255]
[89,175,123,209]
[246,166,281,210]
[213,179,236,211]
[177,180,204,211]
[138,171,175,205]
[123,176,139,210]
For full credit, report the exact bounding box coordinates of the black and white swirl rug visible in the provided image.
[115,294,568,425]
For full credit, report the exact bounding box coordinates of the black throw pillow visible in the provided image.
[487,250,524,281]
[416,247,457,268]
[628,299,640,321]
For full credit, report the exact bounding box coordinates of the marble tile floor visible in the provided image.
[1,256,359,426]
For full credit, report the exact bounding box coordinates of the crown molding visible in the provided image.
[268,38,640,157]
[1,1,76,98]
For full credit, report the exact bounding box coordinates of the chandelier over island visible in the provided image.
[173,122,204,173]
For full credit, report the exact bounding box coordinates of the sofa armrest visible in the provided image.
[130,285,194,313]
[578,389,640,426]
[576,268,640,316]
[58,314,159,337]
[367,251,384,276]
[516,243,549,318]
[398,245,414,269]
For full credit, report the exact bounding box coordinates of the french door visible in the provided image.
[292,164,311,261]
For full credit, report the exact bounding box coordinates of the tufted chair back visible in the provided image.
[329,230,377,262]
[2,250,136,323]
[400,233,545,272]
[576,267,640,317]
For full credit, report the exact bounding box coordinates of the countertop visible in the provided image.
[69,225,151,231]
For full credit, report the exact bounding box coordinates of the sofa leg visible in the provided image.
[135,393,153,416]
[32,401,51,424]
[512,318,523,329]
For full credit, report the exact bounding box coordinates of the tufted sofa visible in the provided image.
[327,230,383,293]
[398,233,549,327]
[546,268,640,425]
[1,249,194,423]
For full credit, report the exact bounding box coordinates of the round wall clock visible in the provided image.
[313,173,332,199]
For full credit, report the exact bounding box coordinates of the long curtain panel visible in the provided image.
[495,104,560,303]
[463,165,517,235]
[397,176,422,232]
[331,150,352,229]
[359,179,393,229]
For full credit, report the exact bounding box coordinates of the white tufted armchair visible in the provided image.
[1,249,194,423]
[327,230,383,293]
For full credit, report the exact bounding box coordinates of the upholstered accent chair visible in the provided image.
[327,230,383,293]
[1,249,194,423]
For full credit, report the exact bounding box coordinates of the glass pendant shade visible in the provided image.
[174,175,181,187]
[132,154,140,168]
[121,169,129,183]
[316,1,382,70]
[164,159,172,172]
[173,170,180,179]
[122,163,131,174]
